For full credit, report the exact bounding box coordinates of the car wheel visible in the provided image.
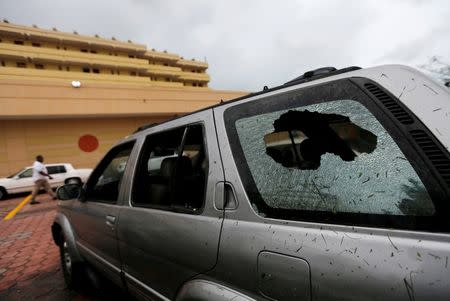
[59,233,84,289]
[66,178,81,185]
[0,187,7,200]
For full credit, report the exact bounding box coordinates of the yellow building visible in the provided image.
[0,21,246,176]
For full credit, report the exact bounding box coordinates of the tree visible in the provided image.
[418,56,450,87]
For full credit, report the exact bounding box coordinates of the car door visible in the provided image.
[70,141,136,286]
[10,168,34,193]
[46,165,66,188]
[212,78,450,300]
[117,111,225,300]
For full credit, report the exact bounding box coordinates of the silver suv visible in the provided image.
[52,65,450,301]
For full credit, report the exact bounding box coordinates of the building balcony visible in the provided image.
[178,72,210,82]
[143,50,180,62]
[150,80,184,88]
[0,22,146,53]
[0,66,151,84]
[0,66,190,89]
[0,43,149,70]
[146,64,182,76]
[176,59,208,69]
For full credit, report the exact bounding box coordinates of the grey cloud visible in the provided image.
[1,0,449,90]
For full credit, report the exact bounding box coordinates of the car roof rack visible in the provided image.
[134,123,159,133]
[284,66,361,86]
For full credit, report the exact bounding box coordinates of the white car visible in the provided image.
[0,163,92,200]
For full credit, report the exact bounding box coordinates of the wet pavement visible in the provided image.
[0,193,112,301]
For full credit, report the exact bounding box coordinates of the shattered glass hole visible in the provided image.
[264,110,377,170]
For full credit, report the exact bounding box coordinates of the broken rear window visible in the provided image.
[231,99,435,218]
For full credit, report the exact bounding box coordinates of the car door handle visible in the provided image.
[106,215,116,228]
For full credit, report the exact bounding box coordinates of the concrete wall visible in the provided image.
[0,79,246,177]
[0,116,169,177]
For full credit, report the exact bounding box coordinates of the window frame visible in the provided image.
[47,165,66,175]
[18,168,33,178]
[131,122,209,214]
[224,78,450,232]
[83,141,136,204]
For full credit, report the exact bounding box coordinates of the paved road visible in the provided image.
[0,193,120,300]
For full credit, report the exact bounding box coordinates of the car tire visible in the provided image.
[0,187,7,200]
[65,178,82,185]
[59,233,85,289]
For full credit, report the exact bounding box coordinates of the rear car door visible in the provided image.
[69,141,135,286]
[46,165,66,188]
[117,110,225,300]
[213,78,450,300]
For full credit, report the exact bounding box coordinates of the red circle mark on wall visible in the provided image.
[78,135,99,152]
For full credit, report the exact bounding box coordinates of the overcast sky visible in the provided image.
[1,0,449,91]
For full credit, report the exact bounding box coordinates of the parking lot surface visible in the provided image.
[0,194,89,300]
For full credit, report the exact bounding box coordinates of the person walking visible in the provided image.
[30,155,57,204]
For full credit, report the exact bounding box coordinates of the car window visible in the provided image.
[132,124,208,213]
[18,168,33,178]
[85,142,135,203]
[224,80,444,230]
[47,165,66,174]
[235,99,434,215]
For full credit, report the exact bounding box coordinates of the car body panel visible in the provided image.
[176,279,257,301]
[52,65,450,301]
[117,109,226,300]
[52,211,83,262]
[211,66,450,300]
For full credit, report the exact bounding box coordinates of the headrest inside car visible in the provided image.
[160,156,192,179]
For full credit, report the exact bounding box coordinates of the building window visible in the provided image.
[83,67,90,73]
[17,62,26,68]
[32,42,41,47]
[35,64,44,69]
[81,49,88,53]
[14,40,24,45]
[93,68,100,74]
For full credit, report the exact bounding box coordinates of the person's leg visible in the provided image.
[30,180,43,204]
[43,180,57,199]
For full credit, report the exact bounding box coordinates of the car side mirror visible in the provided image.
[56,184,82,200]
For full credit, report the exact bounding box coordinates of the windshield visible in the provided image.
[6,169,24,178]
